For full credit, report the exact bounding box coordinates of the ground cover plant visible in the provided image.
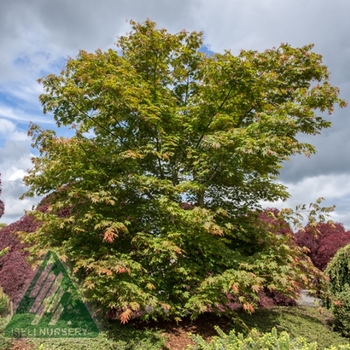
[231,306,348,348]
[18,19,346,322]
[0,306,348,349]
[189,327,350,350]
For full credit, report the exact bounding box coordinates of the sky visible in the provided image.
[0,0,350,227]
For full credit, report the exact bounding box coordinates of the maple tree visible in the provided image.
[21,20,346,321]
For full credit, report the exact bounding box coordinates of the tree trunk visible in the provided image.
[197,190,205,207]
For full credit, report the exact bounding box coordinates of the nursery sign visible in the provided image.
[5,251,99,338]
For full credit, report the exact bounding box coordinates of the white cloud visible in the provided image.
[262,174,350,229]
[0,179,39,224]
[0,139,40,223]
[0,104,53,125]
[0,119,15,134]
[3,82,44,106]
[0,119,28,142]
[287,175,350,202]
[8,169,27,182]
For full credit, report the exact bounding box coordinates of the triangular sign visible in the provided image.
[5,251,99,338]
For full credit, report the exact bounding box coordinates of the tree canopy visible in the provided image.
[21,20,346,322]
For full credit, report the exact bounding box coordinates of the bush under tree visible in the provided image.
[20,20,346,322]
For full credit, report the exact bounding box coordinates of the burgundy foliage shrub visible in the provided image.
[295,222,350,271]
[0,215,39,306]
[0,199,69,307]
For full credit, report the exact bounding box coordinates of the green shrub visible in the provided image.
[325,244,350,296]
[190,327,350,350]
[324,244,350,336]
[330,287,350,337]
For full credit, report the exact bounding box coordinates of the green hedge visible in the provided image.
[325,244,350,336]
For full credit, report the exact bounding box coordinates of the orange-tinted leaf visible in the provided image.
[103,228,118,243]
[243,303,255,314]
[231,284,239,293]
[120,309,132,324]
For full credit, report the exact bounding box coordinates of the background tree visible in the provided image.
[21,20,346,322]
[295,222,350,271]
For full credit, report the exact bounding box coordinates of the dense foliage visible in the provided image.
[295,222,350,271]
[20,20,345,321]
[324,244,350,337]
